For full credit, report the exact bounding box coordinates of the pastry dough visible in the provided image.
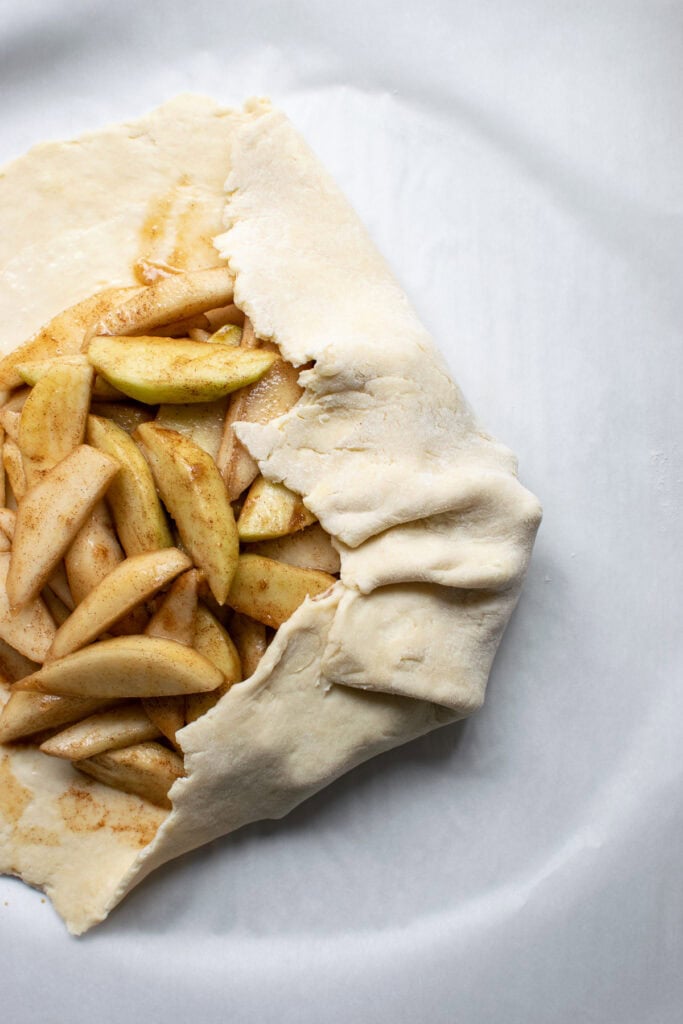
[0,96,541,933]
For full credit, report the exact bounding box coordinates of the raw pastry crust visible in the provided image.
[0,97,541,933]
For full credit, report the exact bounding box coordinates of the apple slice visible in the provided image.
[237,477,316,542]
[75,742,185,809]
[47,548,192,661]
[3,438,27,501]
[40,704,161,761]
[226,554,336,629]
[18,361,93,485]
[155,398,229,461]
[218,354,304,500]
[0,285,141,389]
[86,415,172,556]
[14,353,89,384]
[0,407,20,442]
[87,266,234,339]
[184,605,241,724]
[0,691,117,743]
[6,445,119,609]
[135,423,239,604]
[65,501,124,605]
[142,570,200,745]
[230,613,268,679]
[0,552,56,661]
[13,635,224,698]
[87,336,278,405]
[248,523,341,574]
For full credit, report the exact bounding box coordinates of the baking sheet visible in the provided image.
[1,1,681,1021]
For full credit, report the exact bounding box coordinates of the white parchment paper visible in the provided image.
[0,1,681,1022]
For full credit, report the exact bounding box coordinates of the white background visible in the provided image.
[1,2,681,1022]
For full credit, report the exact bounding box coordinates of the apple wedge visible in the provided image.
[226,554,336,629]
[65,501,124,605]
[218,354,304,500]
[0,692,117,744]
[143,570,200,745]
[47,548,192,661]
[230,613,268,679]
[18,361,93,485]
[0,552,56,661]
[3,438,27,501]
[248,523,341,574]
[237,477,317,542]
[13,635,224,698]
[0,407,20,442]
[87,266,234,339]
[155,397,229,461]
[86,415,172,556]
[40,703,161,760]
[6,445,119,609]
[185,605,241,724]
[87,336,278,405]
[0,285,142,390]
[41,586,71,626]
[75,741,185,809]
[135,423,239,604]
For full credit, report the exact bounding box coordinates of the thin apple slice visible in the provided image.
[184,604,241,724]
[65,501,124,605]
[40,704,161,760]
[155,398,229,461]
[75,741,185,809]
[135,424,239,604]
[87,266,234,339]
[48,548,191,661]
[88,336,278,405]
[86,415,172,556]
[14,635,224,698]
[247,523,341,574]
[145,569,199,645]
[6,445,119,609]
[3,438,27,501]
[0,533,8,554]
[0,407,20,442]
[0,552,56,660]
[237,477,316,542]
[14,353,89,385]
[226,555,336,629]
[230,613,268,678]
[142,570,200,744]
[218,354,304,500]
[18,361,93,485]
[0,691,117,743]
[0,286,142,390]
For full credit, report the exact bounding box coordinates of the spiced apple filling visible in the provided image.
[0,266,339,808]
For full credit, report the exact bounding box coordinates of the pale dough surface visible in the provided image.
[0,97,540,933]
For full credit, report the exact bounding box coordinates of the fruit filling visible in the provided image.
[0,267,340,808]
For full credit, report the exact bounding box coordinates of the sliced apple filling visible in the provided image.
[0,267,339,809]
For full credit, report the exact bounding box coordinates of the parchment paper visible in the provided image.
[0,1,680,1022]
